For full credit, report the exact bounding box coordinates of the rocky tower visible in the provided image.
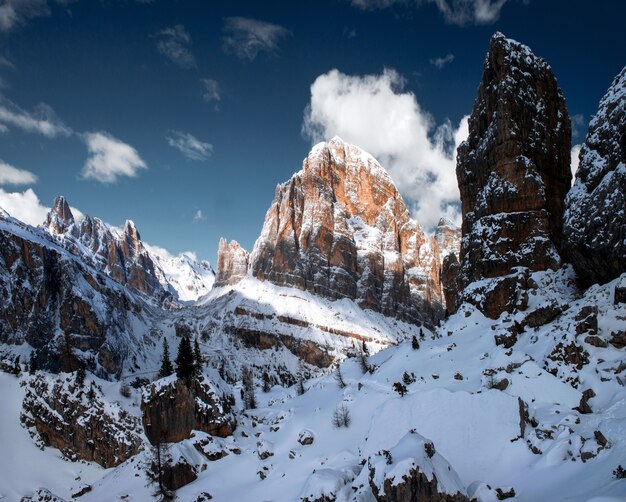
[44,196,163,297]
[455,33,572,318]
[563,66,626,286]
[245,137,445,325]
[215,238,250,287]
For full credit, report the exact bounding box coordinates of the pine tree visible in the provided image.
[75,361,86,389]
[158,339,173,379]
[411,335,420,350]
[175,336,195,380]
[29,351,37,374]
[87,381,96,401]
[419,328,425,340]
[335,365,347,389]
[393,382,408,397]
[362,340,370,356]
[262,372,271,393]
[332,403,351,428]
[242,367,256,409]
[193,337,203,377]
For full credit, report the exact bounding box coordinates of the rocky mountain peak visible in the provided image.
[455,33,571,318]
[563,66,626,285]
[44,195,76,235]
[244,138,446,325]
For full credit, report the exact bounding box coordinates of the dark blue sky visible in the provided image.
[0,0,624,263]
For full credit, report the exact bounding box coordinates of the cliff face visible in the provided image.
[455,32,571,318]
[44,197,164,298]
[563,67,626,286]
[141,376,235,444]
[242,137,447,325]
[215,238,250,287]
[0,212,148,376]
[20,374,143,468]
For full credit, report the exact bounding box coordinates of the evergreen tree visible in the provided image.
[13,355,21,376]
[241,367,256,409]
[262,372,271,393]
[411,335,420,350]
[87,381,96,401]
[75,361,86,389]
[334,365,346,389]
[29,351,37,374]
[158,339,173,379]
[193,337,203,377]
[393,381,408,397]
[362,340,370,356]
[419,328,425,341]
[175,336,195,380]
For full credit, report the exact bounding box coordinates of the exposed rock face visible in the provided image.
[456,32,571,318]
[441,254,460,316]
[141,376,235,445]
[357,432,470,502]
[246,137,445,325]
[0,213,145,376]
[434,218,461,261]
[215,238,250,287]
[44,197,164,298]
[563,67,626,286]
[20,374,142,468]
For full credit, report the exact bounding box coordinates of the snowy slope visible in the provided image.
[29,267,622,502]
[146,245,215,303]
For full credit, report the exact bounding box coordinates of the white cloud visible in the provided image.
[222,17,290,60]
[0,187,85,226]
[0,0,49,33]
[192,209,205,222]
[81,132,147,183]
[302,68,468,230]
[430,53,455,69]
[201,78,220,103]
[165,130,213,161]
[570,144,582,181]
[351,0,507,25]
[0,160,37,185]
[155,24,196,70]
[0,55,15,69]
[0,98,72,137]
[0,187,49,225]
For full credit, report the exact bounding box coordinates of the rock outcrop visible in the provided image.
[0,213,146,376]
[243,137,446,325]
[141,376,235,444]
[20,374,143,468]
[44,197,164,298]
[215,238,250,287]
[455,32,571,318]
[354,432,470,502]
[563,67,626,286]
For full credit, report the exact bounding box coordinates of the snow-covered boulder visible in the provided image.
[353,431,470,501]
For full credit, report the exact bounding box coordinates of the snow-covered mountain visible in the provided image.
[147,245,215,303]
[42,195,215,303]
[218,137,459,327]
[0,30,625,502]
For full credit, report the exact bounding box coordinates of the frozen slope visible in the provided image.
[78,267,626,502]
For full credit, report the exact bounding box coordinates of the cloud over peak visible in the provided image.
[155,24,196,70]
[302,68,468,229]
[81,132,147,183]
[165,130,213,161]
[222,17,290,60]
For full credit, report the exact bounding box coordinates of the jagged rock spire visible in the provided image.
[454,33,571,318]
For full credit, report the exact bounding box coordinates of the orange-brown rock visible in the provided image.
[456,33,571,318]
[215,238,250,287]
[20,374,142,468]
[141,377,236,445]
[246,137,446,325]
